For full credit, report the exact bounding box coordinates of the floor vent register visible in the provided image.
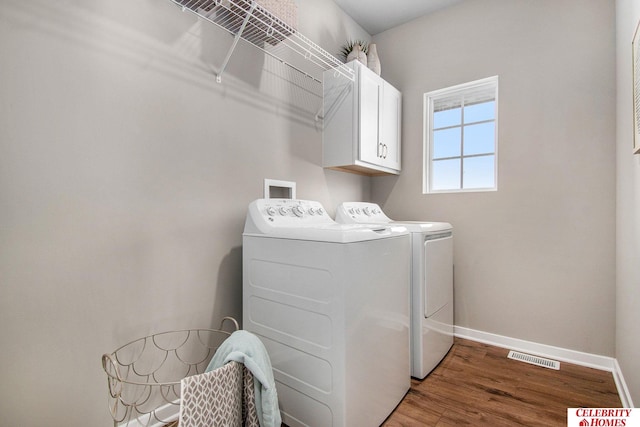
[507,350,560,370]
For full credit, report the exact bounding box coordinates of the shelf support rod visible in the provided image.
[315,77,352,122]
[216,2,257,83]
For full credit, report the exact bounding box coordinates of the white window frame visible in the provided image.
[423,76,499,194]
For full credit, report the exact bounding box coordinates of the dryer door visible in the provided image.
[424,233,453,318]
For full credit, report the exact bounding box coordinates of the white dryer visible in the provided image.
[335,202,453,379]
[243,199,411,427]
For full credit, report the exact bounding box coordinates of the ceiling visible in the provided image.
[332,0,464,35]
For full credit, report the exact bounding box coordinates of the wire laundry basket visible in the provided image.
[101,317,239,427]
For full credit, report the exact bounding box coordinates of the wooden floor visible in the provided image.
[382,338,621,426]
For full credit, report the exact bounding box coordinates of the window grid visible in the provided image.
[424,76,498,194]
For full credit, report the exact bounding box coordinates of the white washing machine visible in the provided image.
[335,202,453,379]
[243,199,411,427]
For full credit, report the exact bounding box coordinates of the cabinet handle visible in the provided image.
[378,142,387,159]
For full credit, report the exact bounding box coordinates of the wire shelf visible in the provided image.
[168,0,354,85]
[101,317,240,427]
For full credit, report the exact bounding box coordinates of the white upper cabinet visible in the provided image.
[322,61,401,175]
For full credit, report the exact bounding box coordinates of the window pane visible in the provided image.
[432,158,461,191]
[433,128,461,159]
[464,100,495,123]
[464,122,495,156]
[433,107,461,129]
[463,155,495,189]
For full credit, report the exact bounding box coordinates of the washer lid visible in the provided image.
[244,199,409,243]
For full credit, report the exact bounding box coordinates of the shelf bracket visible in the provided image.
[216,1,257,83]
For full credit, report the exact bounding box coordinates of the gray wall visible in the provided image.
[371,0,617,356]
[0,0,370,425]
[616,0,640,407]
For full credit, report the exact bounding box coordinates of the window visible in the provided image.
[424,76,498,193]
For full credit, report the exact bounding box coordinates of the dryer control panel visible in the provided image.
[335,202,392,224]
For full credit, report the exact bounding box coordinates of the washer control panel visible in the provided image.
[335,202,392,224]
[247,198,333,230]
[262,199,327,219]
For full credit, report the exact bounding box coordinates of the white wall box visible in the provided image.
[323,60,402,175]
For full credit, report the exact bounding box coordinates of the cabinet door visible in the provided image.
[380,83,401,171]
[359,67,382,166]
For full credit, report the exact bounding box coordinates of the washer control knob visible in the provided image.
[363,207,371,216]
[317,208,324,216]
[307,208,316,215]
[292,205,305,217]
[266,207,276,216]
[278,206,288,216]
[355,208,362,215]
[348,208,355,215]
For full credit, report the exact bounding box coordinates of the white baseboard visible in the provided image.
[454,326,633,407]
[612,359,635,408]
